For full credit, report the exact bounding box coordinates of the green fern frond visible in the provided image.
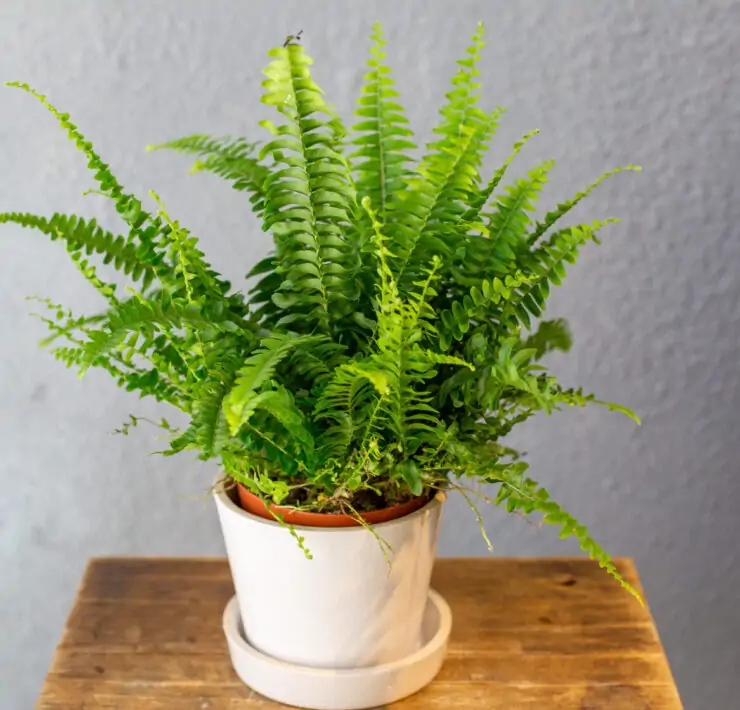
[315,363,390,419]
[5,83,197,296]
[30,297,188,406]
[192,380,233,458]
[393,110,502,288]
[527,165,642,247]
[465,159,554,281]
[65,246,118,303]
[390,24,502,291]
[147,134,269,214]
[288,338,348,389]
[549,386,641,424]
[462,129,540,224]
[252,385,316,462]
[522,318,572,359]
[486,337,560,412]
[6,83,126,198]
[8,84,240,311]
[364,198,427,449]
[79,291,247,375]
[6,83,155,235]
[224,333,318,434]
[78,298,171,372]
[26,297,102,348]
[437,22,489,137]
[404,256,443,332]
[504,219,619,328]
[365,199,471,453]
[150,191,234,303]
[314,362,389,458]
[117,367,185,406]
[351,22,416,220]
[485,462,643,604]
[2,216,122,305]
[259,44,356,331]
[438,272,531,350]
[0,212,158,290]
[425,351,475,371]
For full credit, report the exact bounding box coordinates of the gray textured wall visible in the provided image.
[1,1,738,708]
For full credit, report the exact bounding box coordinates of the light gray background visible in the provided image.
[1,1,738,708]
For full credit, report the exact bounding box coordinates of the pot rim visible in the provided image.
[215,479,445,534]
[237,483,431,528]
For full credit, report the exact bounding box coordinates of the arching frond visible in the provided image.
[482,461,643,603]
[0,212,158,290]
[147,134,269,215]
[527,165,642,247]
[504,219,618,328]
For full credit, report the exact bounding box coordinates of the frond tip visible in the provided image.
[487,462,644,605]
[351,22,416,219]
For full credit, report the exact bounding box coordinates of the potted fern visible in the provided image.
[3,23,642,710]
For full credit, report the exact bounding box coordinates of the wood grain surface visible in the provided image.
[36,557,683,709]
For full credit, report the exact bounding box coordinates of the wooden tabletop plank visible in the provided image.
[37,680,682,710]
[48,648,674,686]
[38,557,683,709]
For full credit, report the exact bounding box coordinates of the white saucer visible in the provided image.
[222,589,452,710]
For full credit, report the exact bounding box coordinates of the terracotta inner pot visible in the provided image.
[236,484,429,528]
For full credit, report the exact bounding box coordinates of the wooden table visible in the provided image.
[36,557,682,709]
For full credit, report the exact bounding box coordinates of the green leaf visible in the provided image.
[224,334,317,434]
[522,318,572,359]
[395,459,423,496]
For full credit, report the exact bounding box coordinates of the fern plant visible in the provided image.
[2,23,642,600]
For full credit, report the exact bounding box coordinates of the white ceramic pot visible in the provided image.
[214,485,445,669]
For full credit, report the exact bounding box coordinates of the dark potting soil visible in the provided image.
[282,486,425,514]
